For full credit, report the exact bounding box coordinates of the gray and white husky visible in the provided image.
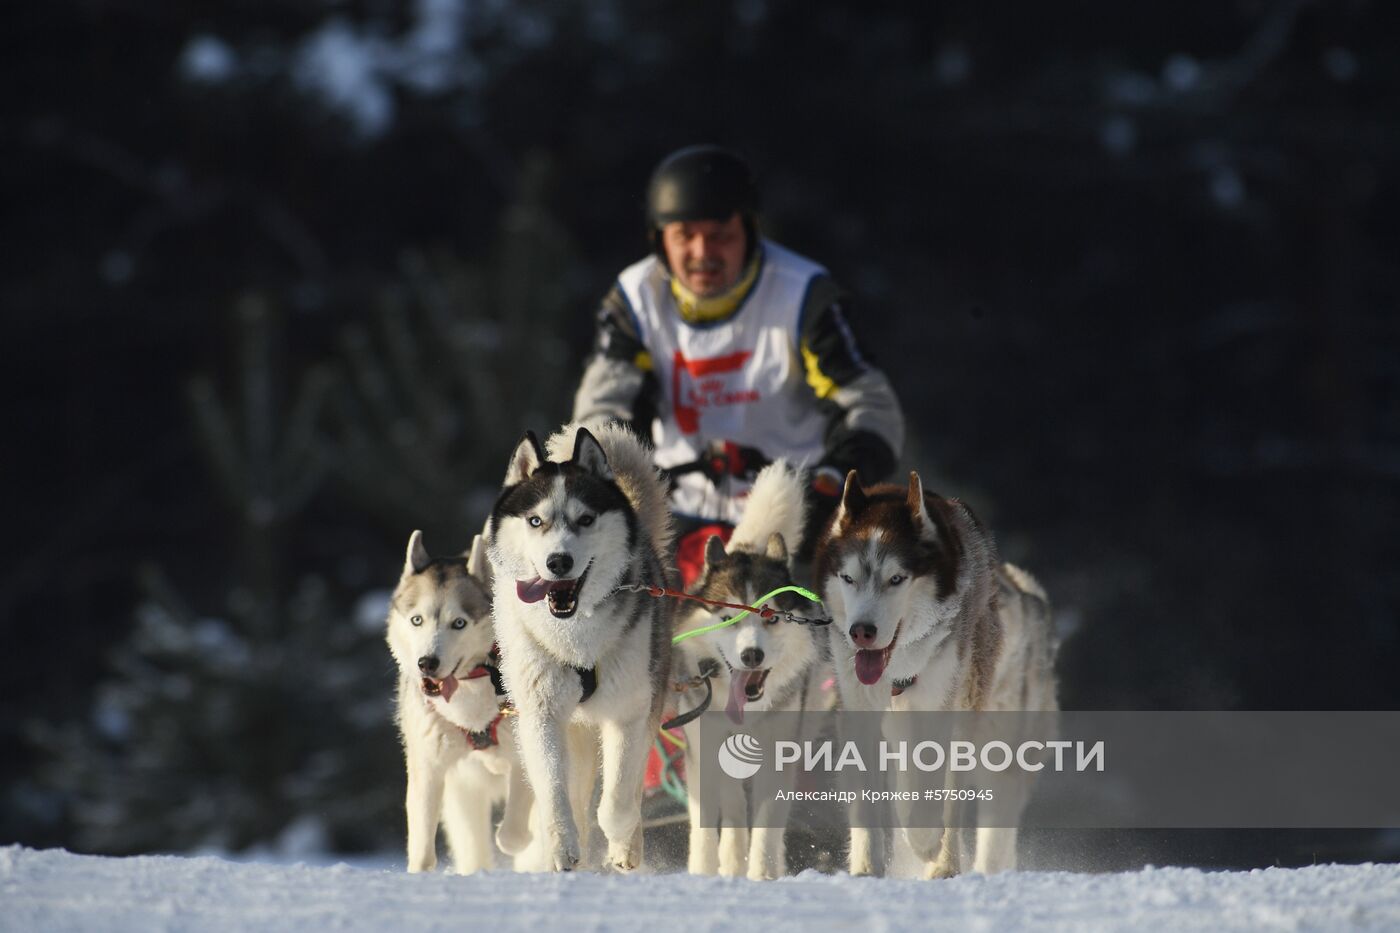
[814,471,1058,878]
[487,423,674,873]
[674,460,824,879]
[387,531,535,873]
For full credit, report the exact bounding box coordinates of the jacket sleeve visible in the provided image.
[571,283,659,437]
[798,276,905,484]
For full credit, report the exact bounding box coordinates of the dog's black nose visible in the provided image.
[418,655,439,674]
[849,623,878,648]
[546,552,573,576]
[740,647,765,668]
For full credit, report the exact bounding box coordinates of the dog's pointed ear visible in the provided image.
[832,470,866,534]
[571,427,613,480]
[460,574,491,620]
[704,533,727,570]
[404,529,431,577]
[466,534,490,583]
[766,531,789,564]
[505,431,544,486]
[907,471,935,538]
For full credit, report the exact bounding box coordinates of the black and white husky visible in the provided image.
[487,423,674,872]
[814,471,1058,878]
[387,532,535,873]
[674,460,823,879]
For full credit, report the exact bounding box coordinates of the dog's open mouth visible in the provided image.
[421,656,493,702]
[421,673,459,702]
[854,624,900,686]
[724,668,770,725]
[517,566,589,619]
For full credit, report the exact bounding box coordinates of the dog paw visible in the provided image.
[925,855,961,880]
[608,840,642,873]
[746,860,785,882]
[496,824,531,856]
[717,856,747,878]
[407,855,436,873]
[848,854,882,877]
[550,838,581,873]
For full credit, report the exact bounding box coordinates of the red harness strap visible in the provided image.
[635,584,778,620]
[463,712,504,751]
[458,650,505,749]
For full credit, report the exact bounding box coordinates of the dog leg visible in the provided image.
[513,796,552,872]
[686,787,720,875]
[495,759,534,856]
[565,726,600,868]
[596,716,649,872]
[972,826,1017,874]
[514,708,580,871]
[903,824,943,865]
[747,826,786,881]
[848,826,886,877]
[925,824,963,879]
[405,756,445,873]
[747,779,789,880]
[717,825,749,878]
[442,762,493,874]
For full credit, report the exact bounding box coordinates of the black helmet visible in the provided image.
[646,145,759,228]
[646,146,760,263]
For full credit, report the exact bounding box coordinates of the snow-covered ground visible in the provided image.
[4,847,1400,932]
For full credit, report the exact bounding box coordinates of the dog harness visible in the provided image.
[463,713,504,751]
[574,665,598,704]
[452,646,511,751]
[891,675,918,697]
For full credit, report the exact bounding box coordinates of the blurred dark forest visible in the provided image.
[2,0,1397,865]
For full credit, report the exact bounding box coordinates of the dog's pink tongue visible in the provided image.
[855,649,888,686]
[724,670,763,725]
[517,578,550,603]
[725,674,748,725]
[437,675,459,702]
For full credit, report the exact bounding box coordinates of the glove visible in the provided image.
[702,439,770,484]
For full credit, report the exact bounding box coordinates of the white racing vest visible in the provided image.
[616,240,828,523]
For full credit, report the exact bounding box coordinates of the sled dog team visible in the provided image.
[386,422,1057,878]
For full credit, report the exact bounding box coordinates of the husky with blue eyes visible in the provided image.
[673,460,823,879]
[387,532,536,874]
[487,423,674,873]
[814,470,1058,879]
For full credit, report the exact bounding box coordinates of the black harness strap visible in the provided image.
[661,675,712,731]
[488,666,507,697]
[575,665,598,704]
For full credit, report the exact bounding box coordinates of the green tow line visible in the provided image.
[656,586,825,804]
[670,584,824,645]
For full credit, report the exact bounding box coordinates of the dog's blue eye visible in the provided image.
[889,574,905,586]
[528,516,543,528]
[411,615,423,626]
[451,618,467,629]
[577,514,594,527]
[840,574,854,585]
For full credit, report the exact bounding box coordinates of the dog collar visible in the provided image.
[891,675,918,697]
[462,644,508,697]
[462,712,505,751]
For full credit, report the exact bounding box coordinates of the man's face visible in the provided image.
[660,213,747,297]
